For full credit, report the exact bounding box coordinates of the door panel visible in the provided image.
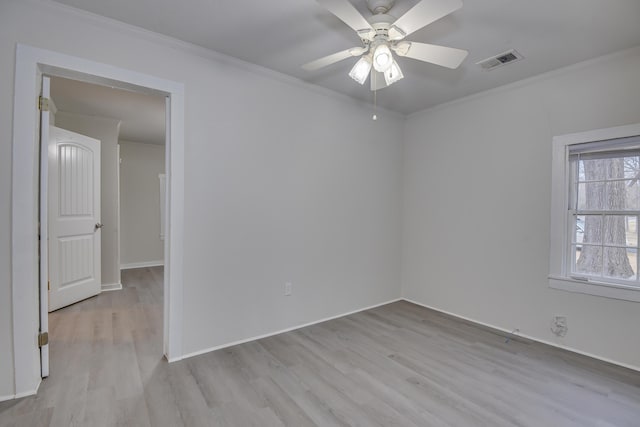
[58,236,94,287]
[49,126,102,312]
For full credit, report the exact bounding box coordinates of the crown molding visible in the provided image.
[407,44,640,120]
[35,0,404,121]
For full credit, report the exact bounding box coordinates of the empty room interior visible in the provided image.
[1,0,639,426]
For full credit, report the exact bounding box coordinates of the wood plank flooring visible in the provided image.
[1,266,639,426]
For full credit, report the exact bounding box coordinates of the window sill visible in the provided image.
[549,275,640,303]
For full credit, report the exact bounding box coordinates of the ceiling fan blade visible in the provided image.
[370,70,388,91]
[396,42,468,69]
[389,0,462,40]
[302,47,365,71]
[317,0,374,35]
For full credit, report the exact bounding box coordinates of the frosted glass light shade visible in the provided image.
[384,60,404,86]
[373,43,392,72]
[349,56,372,85]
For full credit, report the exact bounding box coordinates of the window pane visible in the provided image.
[625,179,640,210]
[623,156,640,179]
[604,215,637,246]
[571,153,640,284]
[579,215,602,244]
[577,161,585,181]
[628,216,638,244]
[606,157,627,180]
[574,245,583,266]
[580,159,607,181]
[577,182,605,210]
[574,215,585,243]
[603,247,636,280]
[574,245,602,276]
[605,180,638,210]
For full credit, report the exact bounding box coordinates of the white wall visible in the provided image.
[402,47,640,369]
[0,34,13,398]
[7,0,636,402]
[119,140,165,267]
[55,111,122,287]
[0,0,403,396]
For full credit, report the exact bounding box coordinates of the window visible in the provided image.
[549,123,640,302]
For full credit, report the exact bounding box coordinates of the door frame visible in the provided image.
[11,44,185,397]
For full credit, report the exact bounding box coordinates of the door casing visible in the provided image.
[11,44,185,398]
[38,76,50,379]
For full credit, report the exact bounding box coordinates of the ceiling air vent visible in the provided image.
[476,49,524,70]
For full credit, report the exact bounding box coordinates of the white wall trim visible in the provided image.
[47,97,58,116]
[0,378,42,402]
[181,298,403,360]
[0,395,15,403]
[549,276,640,303]
[13,391,37,399]
[120,260,164,270]
[101,282,123,292]
[403,298,640,373]
[11,43,44,401]
[115,143,122,289]
[11,43,184,398]
[407,45,640,120]
[30,0,403,121]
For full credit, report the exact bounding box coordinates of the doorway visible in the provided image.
[48,76,168,292]
[11,44,185,397]
[42,76,168,379]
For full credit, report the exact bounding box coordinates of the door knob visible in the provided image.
[95,223,104,230]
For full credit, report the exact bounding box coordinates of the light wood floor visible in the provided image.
[1,267,639,426]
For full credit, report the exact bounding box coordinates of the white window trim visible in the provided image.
[550,122,640,303]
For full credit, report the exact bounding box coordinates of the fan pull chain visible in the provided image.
[372,73,378,121]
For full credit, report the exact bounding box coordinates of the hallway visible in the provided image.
[0,267,163,426]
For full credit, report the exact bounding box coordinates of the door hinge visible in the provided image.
[38,96,50,112]
[38,332,49,347]
[48,280,50,291]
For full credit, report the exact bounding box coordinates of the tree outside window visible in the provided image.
[572,155,640,281]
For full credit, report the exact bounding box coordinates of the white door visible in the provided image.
[48,126,102,311]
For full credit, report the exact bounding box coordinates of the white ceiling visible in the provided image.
[50,0,640,114]
[50,76,166,145]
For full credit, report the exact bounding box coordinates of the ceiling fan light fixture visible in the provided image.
[384,59,404,85]
[349,55,373,84]
[305,0,468,89]
[373,43,392,72]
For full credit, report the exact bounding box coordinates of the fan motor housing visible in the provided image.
[359,16,393,43]
[366,0,395,15]
[370,15,393,34]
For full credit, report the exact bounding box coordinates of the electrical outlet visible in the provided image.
[284,282,292,296]
[551,315,568,337]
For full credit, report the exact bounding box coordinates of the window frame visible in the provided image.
[549,123,640,302]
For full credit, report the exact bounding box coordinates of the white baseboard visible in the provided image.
[120,260,164,270]
[402,298,640,373]
[4,378,41,401]
[5,296,636,402]
[180,297,403,361]
[101,282,122,292]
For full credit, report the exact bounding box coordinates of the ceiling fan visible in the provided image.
[303,0,468,90]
